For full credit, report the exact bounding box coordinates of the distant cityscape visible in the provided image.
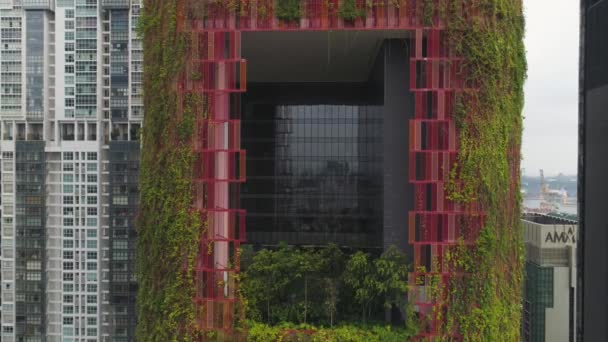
[521,170,578,219]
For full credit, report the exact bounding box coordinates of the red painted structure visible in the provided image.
[174,0,484,339]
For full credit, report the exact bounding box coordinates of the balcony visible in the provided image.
[27,133,43,141]
[22,0,54,10]
[101,0,129,9]
[26,111,43,122]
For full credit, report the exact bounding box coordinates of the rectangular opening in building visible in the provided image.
[240,30,414,250]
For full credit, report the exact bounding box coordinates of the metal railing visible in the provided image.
[101,0,129,9]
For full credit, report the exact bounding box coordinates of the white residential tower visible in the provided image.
[0,0,142,341]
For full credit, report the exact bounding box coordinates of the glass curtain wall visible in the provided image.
[243,104,383,247]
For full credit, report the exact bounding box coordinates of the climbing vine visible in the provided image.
[276,0,301,21]
[422,0,434,26]
[136,0,204,340]
[440,0,526,340]
[338,0,366,21]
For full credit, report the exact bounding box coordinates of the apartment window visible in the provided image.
[87,152,97,160]
[87,185,97,194]
[26,272,41,281]
[25,195,42,205]
[63,251,73,259]
[63,317,74,325]
[2,122,12,141]
[87,284,97,292]
[87,251,97,259]
[65,31,74,40]
[26,261,41,270]
[76,17,97,27]
[86,207,97,216]
[63,196,74,205]
[87,240,97,249]
[87,262,96,271]
[113,251,127,261]
[86,230,97,238]
[63,163,74,171]
[87,163,97,172]
[65,65,74,74]
[63,306,74,314]
[65,87,75,96]
[24,216,41,226]
[86,174,97,183]
[112,240,127,249]
[63,174,74,182]
[63,262,74,270]
[63,229,74,237]
[63,184,73,193]
[65,20,74,29]
[87,196,97,205]
[64,283,74,292]
[64,217,74,226]
[63,152,74,160]
[63,240,74,248]
[66,9,74,18]
[87,217,97,227]
[63,295,74,304]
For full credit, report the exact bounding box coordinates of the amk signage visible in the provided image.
[542,225,577,247]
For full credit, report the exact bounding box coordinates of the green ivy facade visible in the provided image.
[136,1,526,340]
[137,0,202,340]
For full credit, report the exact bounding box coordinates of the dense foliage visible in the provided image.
[276,0,302,21]
[338,0,366,21]
[136,1,202,340]
[247,322,413,342]
[240,244,417,332]
[439,1,527,340]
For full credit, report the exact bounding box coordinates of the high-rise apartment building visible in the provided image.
[578,0,608,340]
[522,214,577,342]
[0,1,142,341]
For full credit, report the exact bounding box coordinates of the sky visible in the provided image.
[522,0,579,177]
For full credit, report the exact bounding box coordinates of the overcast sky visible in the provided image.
[522,0,579,177]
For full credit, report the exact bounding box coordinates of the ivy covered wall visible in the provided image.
[441,0,527,340]
[135,1,526,340]
[136,0,202,340]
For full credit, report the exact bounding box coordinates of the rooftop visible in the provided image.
[522,213,578,226]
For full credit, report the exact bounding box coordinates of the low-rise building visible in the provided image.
[522,214,577,342]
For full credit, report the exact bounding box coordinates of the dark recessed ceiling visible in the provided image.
[242,30,409,83]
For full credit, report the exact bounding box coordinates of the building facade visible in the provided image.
[0,1,141,341]
[522,214,577,342]
[578,0,608,341]
[136,1,525,340]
